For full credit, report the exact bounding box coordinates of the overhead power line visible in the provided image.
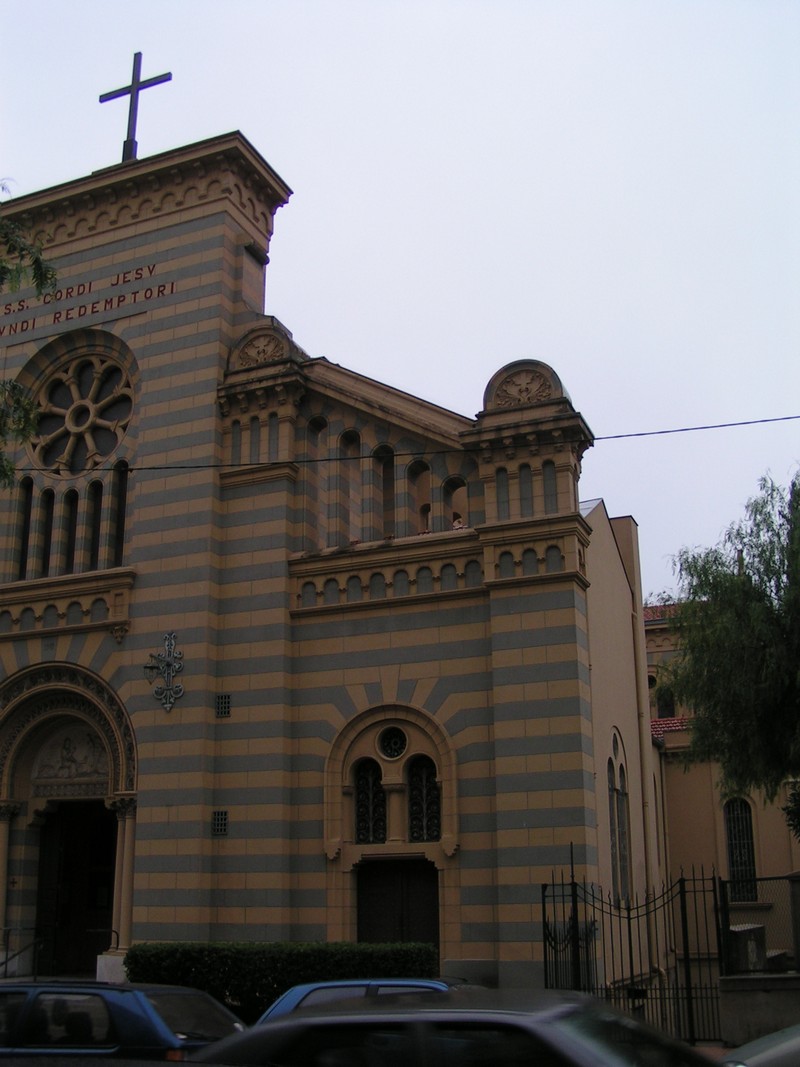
[17,413,800,475]
[595,414,800,442]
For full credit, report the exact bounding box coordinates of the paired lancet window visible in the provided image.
[608,738,631,903]
[354,754,441,844]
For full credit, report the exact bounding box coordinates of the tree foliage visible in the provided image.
[663,474,800,805]
[0,198,56,487]
[0,214,57,295]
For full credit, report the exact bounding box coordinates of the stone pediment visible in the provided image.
[226,319,307,376]
[482,360,571,412]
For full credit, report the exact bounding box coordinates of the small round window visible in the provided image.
[379,726,407,759]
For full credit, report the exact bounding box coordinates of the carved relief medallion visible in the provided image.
[494,368,553,408]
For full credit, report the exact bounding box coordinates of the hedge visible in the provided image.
[124,940,438,1023]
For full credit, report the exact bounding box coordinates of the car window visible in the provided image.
[145,990,243,1041]
[551,1009,705,1066]
[300,986,368,1008]
[22,993,114,1048]
[279,1022,416,1067]
[375,984,439,997]
[0,993,27,1046]
[428,1022,570,1067]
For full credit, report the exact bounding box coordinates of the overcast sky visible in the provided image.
[2,0,798,598]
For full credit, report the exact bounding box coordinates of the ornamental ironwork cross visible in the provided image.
[99,52,172,162]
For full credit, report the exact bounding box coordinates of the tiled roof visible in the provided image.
[644,603,678,623]
[650,716,689,740]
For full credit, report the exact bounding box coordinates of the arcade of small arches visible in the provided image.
[296,548,566,608]
[0,597,111,634]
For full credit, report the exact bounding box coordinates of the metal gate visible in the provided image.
[542,871,723,1044]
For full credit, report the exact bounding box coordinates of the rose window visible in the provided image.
[31,355,133,475]
[379,726,407,759]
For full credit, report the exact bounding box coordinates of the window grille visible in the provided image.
[355,759,386,843]
[215,694,232,718]
[212,810,228,836]
[408,755,441,842]
[725,798,757,901]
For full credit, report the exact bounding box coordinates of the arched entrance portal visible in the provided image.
[36,800,117,975]
[357,858,439,948]
[0,665,137,977]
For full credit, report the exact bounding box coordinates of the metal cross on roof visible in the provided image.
[99,52,172,163]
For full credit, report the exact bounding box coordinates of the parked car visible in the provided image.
[194,987,710,1066]
[722,1022,800,1067]
[0,980,245,1059]
[256,978,463,1022]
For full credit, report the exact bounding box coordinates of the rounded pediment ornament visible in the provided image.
[239,331,289,367]
[483,360,571,411]
[228,320,304,374]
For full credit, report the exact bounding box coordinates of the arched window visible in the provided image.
[268,412,279,461]
[323,578,339,605]
[17,477,33,581]
[416,566,433,594]
[725,798,757,902]
[608,744,631,904]
[519,464,533,517]
[230,420,242,466]
[498,551,515,579]
[249,416,261,464]
[355,758,386,844]
[543,461,558,513]
[408,755,441,842]
[393,570,410,596]
[440,564,458,591]
[408,460,431,534]
[657,684,676,719]
[346,576,363,602]
[545,545,563,573]
[369,573,386,599]
[40,489,55,578]
[63,489,79,574]
[496,467,510,521]
[464,560,483,587]
[87,481,103,570]
[443,477,468,529]
[300,581,317,608]
[522,548,538,576]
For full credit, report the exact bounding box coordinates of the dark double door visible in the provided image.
[357,859,439,947]
[36,800,117,975]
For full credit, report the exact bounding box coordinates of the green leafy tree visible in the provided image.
[0,197,56,486]
[662,474,800,828]
[0,214,57,295]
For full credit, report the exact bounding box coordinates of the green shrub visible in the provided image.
[124,941,438,1023]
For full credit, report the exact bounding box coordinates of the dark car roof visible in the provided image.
[195,988,713,1066]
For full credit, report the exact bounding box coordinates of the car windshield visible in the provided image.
[145,991,243,1041]
[550,1007,705,1066]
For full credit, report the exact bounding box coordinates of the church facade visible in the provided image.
[0,132,657,986]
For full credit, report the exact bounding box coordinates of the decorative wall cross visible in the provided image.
[99,52,172,162]
[143,633,185,712]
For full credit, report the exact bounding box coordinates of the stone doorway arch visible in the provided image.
[0,664,136,977]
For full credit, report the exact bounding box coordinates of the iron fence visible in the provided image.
[542,870,723,1044]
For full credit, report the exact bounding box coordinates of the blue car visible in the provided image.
[0,980,245,1058]
[257,978,459,1022]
